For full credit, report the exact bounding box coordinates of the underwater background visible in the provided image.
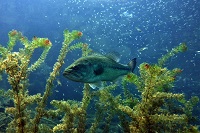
[0,0,200,132]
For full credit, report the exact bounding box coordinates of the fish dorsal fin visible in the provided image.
[89,51,120,62]
[89,51,103,57]
[105,52,120,62]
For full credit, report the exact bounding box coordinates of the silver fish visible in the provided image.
[63,54,136,83]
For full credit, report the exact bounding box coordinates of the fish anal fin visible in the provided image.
[111,76,123,86]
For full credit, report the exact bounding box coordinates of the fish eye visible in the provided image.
[72,64,87,71]
[72,66,79,70]
[72,64,85,70]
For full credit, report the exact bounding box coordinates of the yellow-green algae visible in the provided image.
[0,30,199,133]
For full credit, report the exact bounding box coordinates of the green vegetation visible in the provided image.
[0,30,199,132]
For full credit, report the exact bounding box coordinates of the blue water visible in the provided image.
[0,0,200,131]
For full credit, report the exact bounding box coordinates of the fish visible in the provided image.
[135,27,142,32]
[138,47,148,52]
[63,53,137,87]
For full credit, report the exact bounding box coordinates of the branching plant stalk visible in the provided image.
[32,30,83,132]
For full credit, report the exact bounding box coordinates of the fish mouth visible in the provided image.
[63,69,71,77]
[63,69,83,82]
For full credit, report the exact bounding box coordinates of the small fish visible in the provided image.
[63,53,136,85]
[196,51,200,54]
[138,47,148,52]
[135,27,142,32]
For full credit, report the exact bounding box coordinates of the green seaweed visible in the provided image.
[0,30,199,133]
[0,30,84,132]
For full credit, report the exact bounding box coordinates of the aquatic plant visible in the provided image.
[0,30,84,132]
[0,30,53,132]
[0,30,199,133]
[117,43,199,132]
[49,42,199,132]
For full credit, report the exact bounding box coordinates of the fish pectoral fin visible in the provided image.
[89,82,104,90]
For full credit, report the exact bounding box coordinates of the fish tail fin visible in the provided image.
[128,58,137,72]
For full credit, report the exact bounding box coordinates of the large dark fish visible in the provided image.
[63,53,136,84]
